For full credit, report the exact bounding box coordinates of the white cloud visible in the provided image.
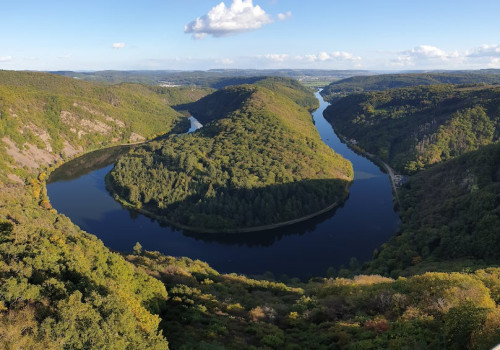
[391,45,461,67]
[112,42,125,49]
[404,45,448,59]
[57,54,71,59]
[263,53,289,62]
[184,0,272,39]
[277,11,291,21]
[300,51,361,62]
[0,56,12,62]
[466,44,500,58]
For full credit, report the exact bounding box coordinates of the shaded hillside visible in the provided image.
[321,71,500,101]
[108,81,353,231]
[128,250,500,350]
[368,144,500,276]
[323,84,500,173]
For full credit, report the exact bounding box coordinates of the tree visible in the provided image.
[133,242,143,255]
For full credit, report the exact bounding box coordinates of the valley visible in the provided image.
[0,70,498,349]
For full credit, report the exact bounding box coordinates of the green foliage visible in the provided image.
[108,81,352,231]
[0,71,209,182]
[323,84,500,174]
[369,144,500,274]
[321,71,500,101]
[0,188,169,348]
[129,251,500,350]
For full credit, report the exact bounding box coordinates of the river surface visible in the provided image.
[47,93,400,280]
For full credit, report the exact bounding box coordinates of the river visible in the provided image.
[47,92,400,280]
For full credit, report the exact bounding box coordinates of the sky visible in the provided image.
[1,0,500,71]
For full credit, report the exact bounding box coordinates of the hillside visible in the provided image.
[322,84,500,173]
[0,71,499,349]
[0,71,212,184]
[0,71,212,348]
[368,144,500,276]
[320,71,500,101]
[107,79,353,231]
[128,251,500,350]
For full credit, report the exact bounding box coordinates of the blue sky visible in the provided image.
[1,0,499,71]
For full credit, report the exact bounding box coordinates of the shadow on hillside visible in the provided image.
[111,177,351,245]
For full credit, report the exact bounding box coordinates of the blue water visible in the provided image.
[47,92,400,279]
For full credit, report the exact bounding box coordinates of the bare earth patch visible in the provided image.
[129,132,145,143]
[2,137,59,168]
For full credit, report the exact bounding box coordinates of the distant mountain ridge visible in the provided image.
[321,70,500,101]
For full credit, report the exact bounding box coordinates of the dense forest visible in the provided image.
[108,78,353,231]
[0,71,499,349]
[322,84,500,173]
[322,82,499,275]
[128,250,500,350]
[368,144,500,276]
[0,71,211,348]
[320,71,500,101]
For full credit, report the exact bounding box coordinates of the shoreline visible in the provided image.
[105,174,351,234]
[335,133,401,207]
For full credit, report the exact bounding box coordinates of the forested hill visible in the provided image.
[320,71,500,101]
[0,71,499,348]
[184,77,319,125]
[323,84,500,174]
[0,71,213,348]
[108,79,353,231]
[0,71,211,183]
[368,143,500,276]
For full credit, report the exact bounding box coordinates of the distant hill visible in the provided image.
[321,71,500,101]
[50,69,372,88]
[108,78,353,231]
[323,84,500,173]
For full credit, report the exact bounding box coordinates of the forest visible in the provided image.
[368,144,500,276]
[320,71,500,101]
[322,84,500,173]
[321,82,499,276]
[127,250,500,350]
[0,71,498,349]
[108,78,353,231]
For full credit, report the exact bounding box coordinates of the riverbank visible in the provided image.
[334,134,401,207]
[47,90,399,279]
[105,173,351,234]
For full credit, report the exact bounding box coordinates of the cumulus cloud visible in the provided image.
[277,11,292,21]
[263,53,289,62]
[184,0,272,39]
[112,42,125,49]
[391,45,461,67]
[301,51,361,62]
[404,45,448,59]
[466,44,500,58]
[0,56,12,62]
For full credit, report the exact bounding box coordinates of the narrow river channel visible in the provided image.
[47,91,400,279]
